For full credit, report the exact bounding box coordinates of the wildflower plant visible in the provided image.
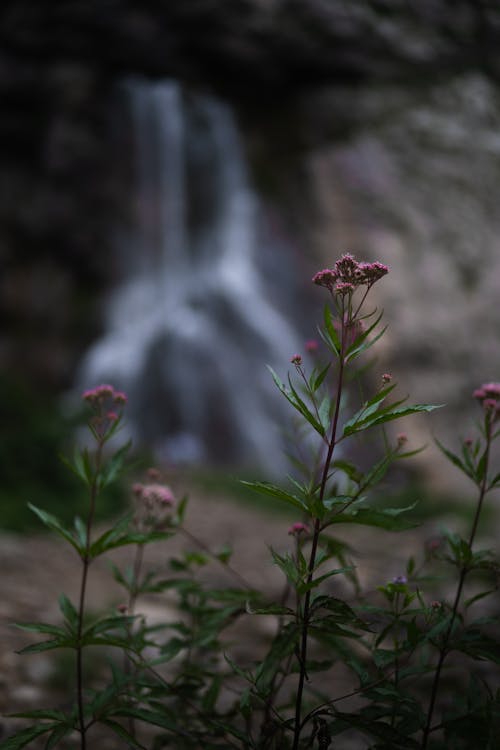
[2,254,500,750]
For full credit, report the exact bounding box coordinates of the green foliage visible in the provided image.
[2,255,499,750]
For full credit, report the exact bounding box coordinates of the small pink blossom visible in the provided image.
[334,281,355,295]
[396,433,408,446]
[382,373,392,383]
[288,522,310,536]
[117,603,128,614]
[113,390,128,405]
[106,411,119,422]
[305,339,319,353]
[290,354,303,366]
[312,268,338,290]
[430,600,442,609]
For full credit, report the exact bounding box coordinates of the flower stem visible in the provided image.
[76,439,103,749]
[421,421,492,749]
[292,302,347,750]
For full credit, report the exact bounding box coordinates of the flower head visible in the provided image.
[473,382,500,420]
[312,268,338,291]
[288,522,310,536]
[392,575,407,584]
[290,354,303,366]
[313,254,389,297]
[305,339,319,353]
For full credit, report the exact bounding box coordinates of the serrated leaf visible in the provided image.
[59,593,79,631]
[246,601,295,616]
[98,440,132,490]
[240,480,307,511]
[7,711,67,722]
[344,404,443,436]
[100,720,147,748]
[44,724,73,750]
[27,504,83,555]
[345,320,387,363]
[327,503,419,531]
[287,375,326,437]
[255,623,300,694]
[312,362,331,391]
[107,707,179,733]
[59,451,90,486]
[13,622,67,637]
[270,548,300,586]
[322,303,341,354]
[341,383,396,434]
[297,567,353,594]
[0,724,58,750]
[322,495,356,510]
[17,639,72,654]
[435,438,475,480]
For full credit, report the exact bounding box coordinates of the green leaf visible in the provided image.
[59,593,79,631]
[312,362,331,391]
[322,303,341,354]
[13,622,67,637]
[240,480,307,511]
[7,711,67,722]
[59,449,92,486]
[332,459,363,483]
[17,639,72,654]
[73,516,87,548]
[345,317,387,362]
[107,707,179,733]
[255,623,300,694]
[344,403,443,437]
[327,503,419,531]
[297,567,353,594]
[270,549,300,586]
[435,438,475,481]
[322,495,357,510]
[98,440,132,490]
[287,375,326,437]
[100,720,147,749]
[0,724,58,750]
[246,601,295,616]
[27,504,83,555]
[44,724,73,750]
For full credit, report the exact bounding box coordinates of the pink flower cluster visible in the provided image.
[312,253,389,294]
[81,384,127,438]
[473,382,500,418]
[133,482,175,507]
[82,384,127,407]
[132,477,175,531]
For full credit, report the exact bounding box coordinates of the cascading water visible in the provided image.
[78,78,306,474]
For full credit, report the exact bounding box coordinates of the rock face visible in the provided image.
[1,0,500,485]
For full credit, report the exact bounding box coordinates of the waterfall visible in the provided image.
[78,78,304,473]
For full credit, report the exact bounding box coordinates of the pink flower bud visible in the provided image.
[290,354,302,366]
[288,522,310,536]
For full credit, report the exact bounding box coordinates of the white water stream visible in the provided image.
[79,79,303,472]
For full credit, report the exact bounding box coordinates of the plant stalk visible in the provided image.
[292,300,347,750]
[76,439,104,749]
[421,420,492,749]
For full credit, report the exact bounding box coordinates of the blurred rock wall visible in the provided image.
[1,0,500,486]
